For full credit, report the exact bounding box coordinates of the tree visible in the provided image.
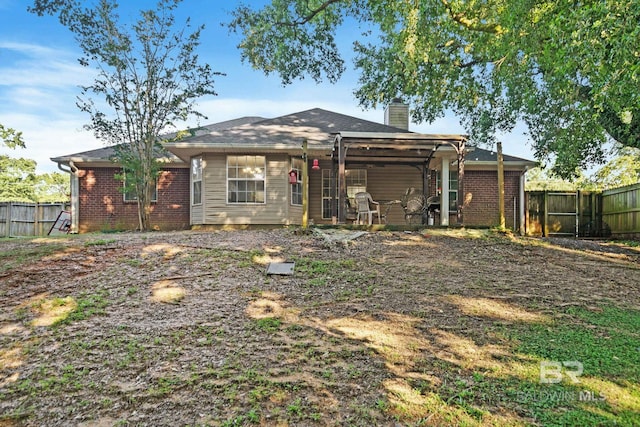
[0,155,37,202]
[30,0,220,230]
[0,124,26,149]
[34,172,71,202]
[228,0,640,178]
[590,147,640,190]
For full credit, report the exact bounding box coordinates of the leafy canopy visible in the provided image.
[0,124,26,149]
[229,0,640,177]
[30,0,221,230]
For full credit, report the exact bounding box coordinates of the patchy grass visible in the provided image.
[0,229,638,426]
[0,242,68,273]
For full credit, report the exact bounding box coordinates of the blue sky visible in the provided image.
[0,0,534,174]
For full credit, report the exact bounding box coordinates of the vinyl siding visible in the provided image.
[308,162,424,225]
[202,153,293,225]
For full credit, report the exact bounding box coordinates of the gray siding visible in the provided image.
[191,203,204,225]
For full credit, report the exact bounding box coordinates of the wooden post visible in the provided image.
[543,190,549,237]
[337,135,346,223]
[302,139,309,229]
[497,142,506,230]
[456,138,465,225]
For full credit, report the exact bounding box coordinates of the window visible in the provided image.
[227,155,265,203]
[290,157,303,206]
[321,169,333,219]
[436,170,458,211]
[321,169,367,219]
[345,169,367,201]
[123,174,157,202]
[191,157,202,205]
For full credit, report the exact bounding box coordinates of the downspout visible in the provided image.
[57,160,79,233]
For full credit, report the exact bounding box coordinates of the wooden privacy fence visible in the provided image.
[527,185,639,238]
[526,191,600,237]
[0,202,70,237]
[602,183,640,238]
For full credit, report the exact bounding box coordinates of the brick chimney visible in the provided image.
[384,98,409,130]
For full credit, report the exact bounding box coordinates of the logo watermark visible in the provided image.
[514,361,607,404]
[539,361,583,384]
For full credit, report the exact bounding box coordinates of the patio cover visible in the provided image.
[331,131,469,224]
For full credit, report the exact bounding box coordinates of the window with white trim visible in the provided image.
[436,170,458,212]
[191,157,202,205]
[227,155,265,203]
[290,157,303,206]
[321,169,367,219]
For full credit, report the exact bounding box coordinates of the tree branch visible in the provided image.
[275,0,343,26]
[440,0,505,34]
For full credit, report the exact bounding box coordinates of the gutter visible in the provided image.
[56,160,80,233]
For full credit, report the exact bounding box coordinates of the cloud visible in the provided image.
[0,41,93,90]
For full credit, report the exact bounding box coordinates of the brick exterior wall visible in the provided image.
[77,167,190,232]
[430,169,522,228]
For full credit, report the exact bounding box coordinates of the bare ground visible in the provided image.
[0,228,638,426]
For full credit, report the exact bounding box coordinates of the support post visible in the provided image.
[337,135,346,223]
[456,139,465,225]
[497,141,505,230]
[302,139,309,229]
[441,159,450,226]
[519,170,526,235]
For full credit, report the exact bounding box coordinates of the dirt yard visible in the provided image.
[0,228,639,426]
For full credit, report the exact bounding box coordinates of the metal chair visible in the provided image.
[400,188,427,225]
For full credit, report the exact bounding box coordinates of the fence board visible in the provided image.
[0,202,70,237]
[602,183,640,237]
[526,191,605,237]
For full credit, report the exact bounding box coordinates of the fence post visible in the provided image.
[7,202,12,238]
[34,203,40,236]
[543,191,548,237]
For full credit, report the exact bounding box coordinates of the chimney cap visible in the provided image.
[392,97,404,103]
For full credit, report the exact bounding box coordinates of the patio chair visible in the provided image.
[400,188,427,225]
[354,192,384,225]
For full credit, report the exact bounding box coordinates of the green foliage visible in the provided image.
[0,156,70,202]
[591,147,640,190]
[56,289,110,325]
[0,155,37,202]
[0,124,26,149]
[527,146,640,191]
[30,0,221,230]
[254,317,281,333]
[229,1,640,177]
[34,172,70,202]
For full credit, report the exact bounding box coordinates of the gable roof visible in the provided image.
[163,108,413,161]
[467,146,536,163]
[51,108,535,168]
[50,116,266,164]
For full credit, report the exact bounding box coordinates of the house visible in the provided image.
[51,103,536,232]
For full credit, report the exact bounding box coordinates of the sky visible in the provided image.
[0,0,535,174]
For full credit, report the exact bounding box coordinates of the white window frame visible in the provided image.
[191,157,203,205]
[321,169,333,219]
[227,155,266,204]
[437,170,458,212]
[321,168,367,219]
[290,157,303,206]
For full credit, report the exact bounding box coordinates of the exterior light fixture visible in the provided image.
[312,159,320,170]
